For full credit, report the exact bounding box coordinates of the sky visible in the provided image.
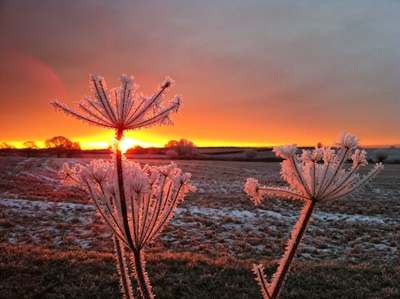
[1,1,399,149]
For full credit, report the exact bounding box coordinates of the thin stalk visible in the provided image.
[115,129,135,250]
[113,235,134,299]
[115,128,154,299]
[318,148,349,197]
[132,249,154,299]
[290,156,312,198]
[106,150,135,299]
[270,199,317,299]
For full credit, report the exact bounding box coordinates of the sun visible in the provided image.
[119,137,137,153]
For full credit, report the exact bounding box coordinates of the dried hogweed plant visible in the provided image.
[245,133,383,299]
[51,74,196,299]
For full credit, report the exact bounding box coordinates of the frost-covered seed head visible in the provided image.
[245,133,383,203]
[301,148,323,162]
[322,148,336,164]
[61,159,196,249]
[245,178,262,205]
[351,149,368,168]
[50,74,182,135]
[334,132,360,150]
[273,144,298,159]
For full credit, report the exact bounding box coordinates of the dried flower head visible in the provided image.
[50,74,182,136]
[246,132,383,203]
[63,159,196,250]
[334,132,360,150]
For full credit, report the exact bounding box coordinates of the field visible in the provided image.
[0,156,399,298]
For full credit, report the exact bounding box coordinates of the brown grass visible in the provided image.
[0,156,399,298]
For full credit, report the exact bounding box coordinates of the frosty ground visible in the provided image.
[0,156,399,298]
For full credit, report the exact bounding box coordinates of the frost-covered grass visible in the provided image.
[1,242,398,299]
[0,157,399,298]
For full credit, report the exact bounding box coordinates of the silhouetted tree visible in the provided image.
[165,140,179,149]
[165,138,199,158]
[45,136,81,157]
[374,149,389,163]
[244,149,257,159]
[126,145,146,155]
[166,149,179,159]
[0,142,16,156]
[22,141,39,157]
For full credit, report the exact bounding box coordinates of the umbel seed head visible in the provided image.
[50,74,182,135]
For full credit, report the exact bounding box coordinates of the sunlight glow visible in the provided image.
[119,137,137,153]
[82,141,110,150]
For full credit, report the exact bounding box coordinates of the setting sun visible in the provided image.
[78,137,140,152]
[119,137,137,153]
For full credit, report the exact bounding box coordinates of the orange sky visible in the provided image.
[1,1,399,149]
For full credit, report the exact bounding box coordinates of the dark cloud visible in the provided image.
[1,0,399,146]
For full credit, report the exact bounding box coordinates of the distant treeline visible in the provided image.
[2,141,397,163]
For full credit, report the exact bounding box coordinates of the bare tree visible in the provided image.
[126,145,146,155]
[374,149,389,163]
[45,136,81,158]
[166,149,179,159]
[0,142,16,156]
[245,149,258,159]
[23,141,39,157]
[165,138,199,158]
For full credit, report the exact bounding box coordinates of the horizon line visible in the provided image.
[4,143,400,150]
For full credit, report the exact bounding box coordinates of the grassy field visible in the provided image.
[0,156,399,298]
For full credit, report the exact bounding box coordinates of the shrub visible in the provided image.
[165,139,199,158]
[166,149,179,159]
[244,149,258,159]
[374,149,389,163]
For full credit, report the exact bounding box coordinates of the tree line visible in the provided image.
[0,136,81,157]
[0,137,199,158]
[127,138,199,158]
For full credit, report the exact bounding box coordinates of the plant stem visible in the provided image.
[115,129,135,250]
[132,248,154,299]
[115,129,154,299]
[113,235,134,299]
[271,199,317,299]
